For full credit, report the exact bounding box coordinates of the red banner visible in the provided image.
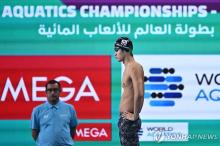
[0,56,111,119]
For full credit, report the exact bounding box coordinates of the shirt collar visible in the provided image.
[46,100,61,109]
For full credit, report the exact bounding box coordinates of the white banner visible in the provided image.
[139,122,188,142]
[122,55,220,120]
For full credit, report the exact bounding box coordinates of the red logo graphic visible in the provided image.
[75,123,112,141]
[0,56,111,119]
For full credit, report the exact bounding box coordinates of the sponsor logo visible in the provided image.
[75,123,111,141]
[134,55,220,119]
[139,122,188,142]
[144,67,184,107]
[0,56,111,119]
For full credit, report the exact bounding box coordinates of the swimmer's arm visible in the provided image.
[131,66,144,120]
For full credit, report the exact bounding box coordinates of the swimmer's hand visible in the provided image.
[121,111,139,121]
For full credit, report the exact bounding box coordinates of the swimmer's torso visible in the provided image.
[120,63,135,113]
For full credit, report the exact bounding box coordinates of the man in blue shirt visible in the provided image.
[31,80,78,146]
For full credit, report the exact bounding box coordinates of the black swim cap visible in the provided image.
[114,37,133,52]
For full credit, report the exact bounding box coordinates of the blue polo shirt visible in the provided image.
[31,100,78,146]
